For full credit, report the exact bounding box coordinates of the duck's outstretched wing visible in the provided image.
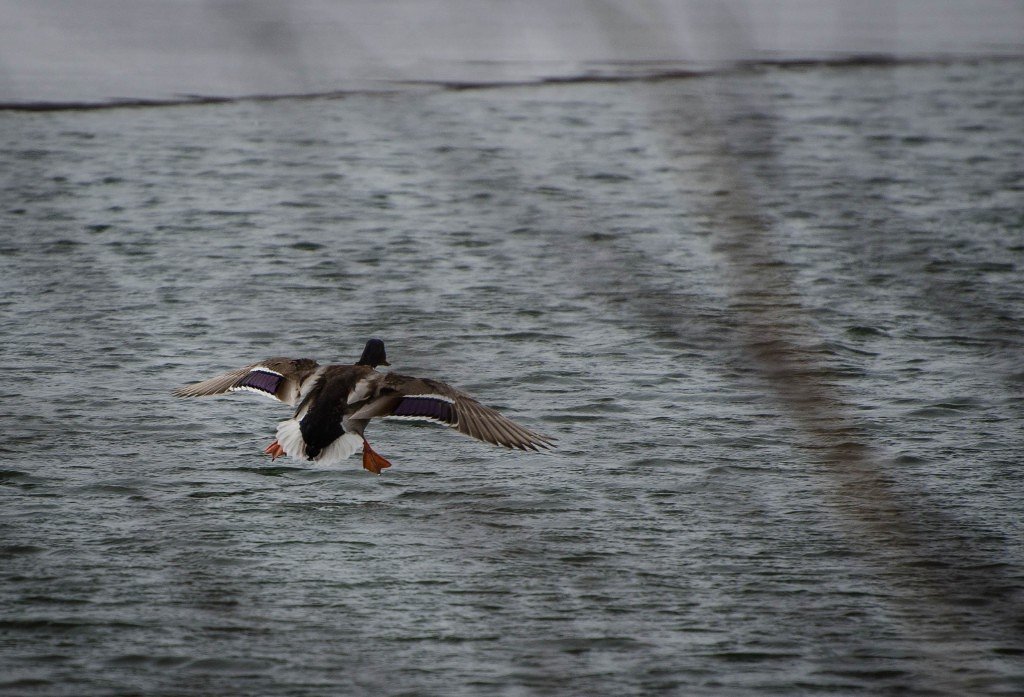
[350,373,555,451]
[173,358,320,406]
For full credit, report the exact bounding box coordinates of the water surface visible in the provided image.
[1,57,1023,695]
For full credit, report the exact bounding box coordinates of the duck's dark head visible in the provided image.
[357,338,390,368]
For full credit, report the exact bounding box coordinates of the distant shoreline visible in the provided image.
[2,53,1016,113]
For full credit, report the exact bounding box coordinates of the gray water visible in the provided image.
[2,57,1023,695]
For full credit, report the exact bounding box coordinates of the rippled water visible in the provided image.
[2,58,1023,695]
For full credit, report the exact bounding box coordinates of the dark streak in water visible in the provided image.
[1,56,1013,112]
[0,89,392,113]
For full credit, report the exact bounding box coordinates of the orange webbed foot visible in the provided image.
[361,439,393,475]
[263,440,287,461]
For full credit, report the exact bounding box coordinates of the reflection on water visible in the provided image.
[1,56,1022,696]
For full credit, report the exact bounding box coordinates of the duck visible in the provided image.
[173,339,554,473]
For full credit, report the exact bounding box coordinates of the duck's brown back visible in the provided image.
[296,365,374,458]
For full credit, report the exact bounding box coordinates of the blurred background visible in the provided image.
[2,0,1022,104]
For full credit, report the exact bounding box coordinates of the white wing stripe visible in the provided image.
[403,393,456,403]
[385,414,459,425]
[230,385,285,401]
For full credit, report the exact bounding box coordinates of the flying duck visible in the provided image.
[174,339,554,473]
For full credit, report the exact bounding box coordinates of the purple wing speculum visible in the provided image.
[231,368,284,398]
[391,395,457,425]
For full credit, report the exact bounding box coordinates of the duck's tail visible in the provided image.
[272,419,363,466]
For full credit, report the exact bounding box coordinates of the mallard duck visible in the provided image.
[174,339,554,473]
